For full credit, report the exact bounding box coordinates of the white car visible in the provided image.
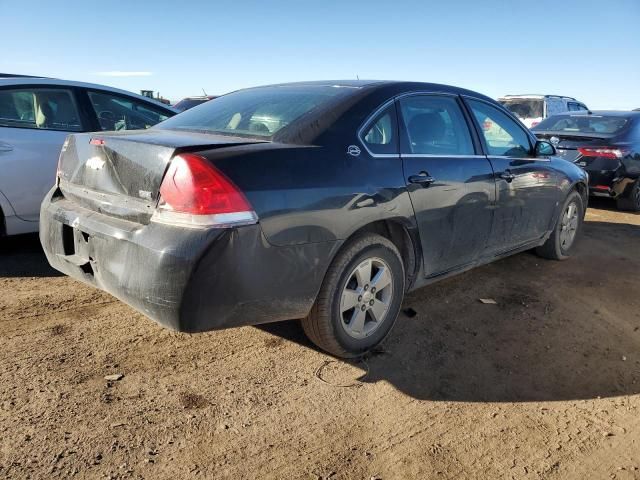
[0,77,178,236]
[498,95,588,129]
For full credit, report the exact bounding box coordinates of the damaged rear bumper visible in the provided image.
[39,189,339,332]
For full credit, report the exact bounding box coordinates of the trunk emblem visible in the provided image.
[85,156,105,170]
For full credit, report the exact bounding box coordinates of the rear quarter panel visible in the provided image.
[199,143,416,247]
[551,155,589,213]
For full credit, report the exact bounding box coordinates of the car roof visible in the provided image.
[262,80,388,88]
[499,94,579,101]
[239,80,496,102]
[560,110,640,117]
[0,77,178,112]
[178,96,214,100]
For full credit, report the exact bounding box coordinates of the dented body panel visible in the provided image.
[40,193,340,331]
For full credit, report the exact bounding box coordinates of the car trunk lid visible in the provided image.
[57,129,267,223]
[534,132,615,164]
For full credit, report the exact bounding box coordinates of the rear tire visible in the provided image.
[302,233,405,358]
[536,190,584,260]
[616,179,640,212]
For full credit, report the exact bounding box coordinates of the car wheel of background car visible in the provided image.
[615,179,640,212]
[302,233,405,358]
[536,190,584,261]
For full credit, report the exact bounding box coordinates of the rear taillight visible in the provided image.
[56,137,71,182]
[577,147,628,159]
[151,153,258,228]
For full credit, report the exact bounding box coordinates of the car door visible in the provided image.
[80,89,173,132]
[0,86,84,223]
[464,98,561,253]
[398,94,496,277]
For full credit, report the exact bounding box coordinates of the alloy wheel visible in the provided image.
[340,257,393,340]
[559,201,579,249]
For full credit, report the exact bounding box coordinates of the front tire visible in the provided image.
[536,190,584,260]
[616,179,640,212]
[302,233,405,358]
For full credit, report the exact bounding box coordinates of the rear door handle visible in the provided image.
[408,172,436,186]
[500,171,516,182]
[0,142,13,152]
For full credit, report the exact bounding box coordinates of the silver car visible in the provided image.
[0,77,177,236]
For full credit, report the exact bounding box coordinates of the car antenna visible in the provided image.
[202,88,208,96]
[356,74,359,80]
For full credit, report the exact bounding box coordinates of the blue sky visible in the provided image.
[2,0,638,108]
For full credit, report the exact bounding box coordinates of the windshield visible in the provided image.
[158,85,352,138]
[534,115,629,135]
[498,99,543,119]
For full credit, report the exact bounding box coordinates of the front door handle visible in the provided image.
[408,172,436,186]
[0,142,13,152]
[500,171,516,182]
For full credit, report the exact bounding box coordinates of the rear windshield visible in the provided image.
[158,85,352,138]
[498,99,543,119]
[534,115,629,134]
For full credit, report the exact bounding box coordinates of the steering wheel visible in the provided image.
[98,111,116,131]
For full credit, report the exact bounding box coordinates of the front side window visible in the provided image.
[0,88,82,131]
[468,99,532,157]
[87,91,171,131]
[360,103,398,154]
[399,95,474,155]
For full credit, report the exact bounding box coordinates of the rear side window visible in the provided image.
[0,88,82,131]
[399,95,474,155]
[468,99,532,157]
[87,91,171,131]
[360,103,398,155]
[567,102,588,112]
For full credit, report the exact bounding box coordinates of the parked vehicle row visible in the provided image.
[1,74,636,357]
[498,95,640,211]
[39,80,588,357]
[0,77,177,236]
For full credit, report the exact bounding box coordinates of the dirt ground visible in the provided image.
[1,197,639,480]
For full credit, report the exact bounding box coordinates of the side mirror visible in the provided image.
[535,140,556,157]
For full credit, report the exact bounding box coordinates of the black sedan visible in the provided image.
[40,81,588,358]
[534,111,640,211]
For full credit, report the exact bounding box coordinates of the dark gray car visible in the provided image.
[40,81,588,357]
